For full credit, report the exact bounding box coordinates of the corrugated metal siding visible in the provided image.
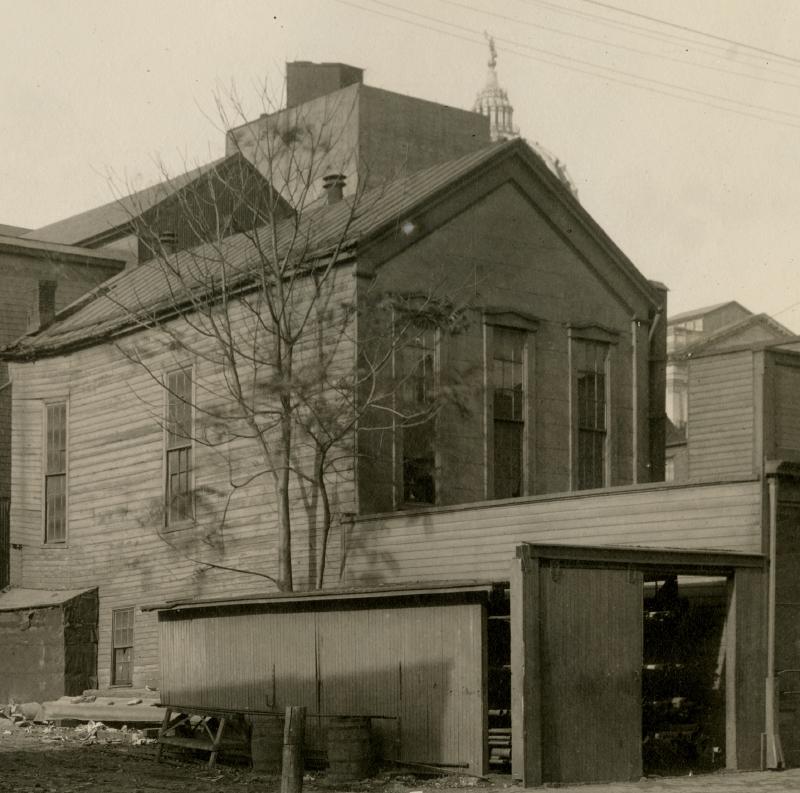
[687,352,756,481]
[539,565,643,783]
[159,601,484,772]
[344,480,762,585]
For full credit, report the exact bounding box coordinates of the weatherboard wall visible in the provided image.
[343,479,763,587]
[687,350,759,481]
[8,266,358,689]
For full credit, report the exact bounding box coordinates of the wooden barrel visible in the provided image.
[250,715,284,773]
[326,716,374,780]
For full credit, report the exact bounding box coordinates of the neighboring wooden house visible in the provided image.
[665,302,795,480]
[0,235,126,588]
[6,138,798,783]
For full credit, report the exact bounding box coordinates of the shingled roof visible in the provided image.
[2,138,659,361]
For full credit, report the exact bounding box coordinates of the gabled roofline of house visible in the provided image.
[357,138,662,311]
[2,139,662,362]
[670,314,797,360]
[667,300,750,327]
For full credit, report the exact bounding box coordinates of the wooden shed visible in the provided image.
[146,582,493,773]
[511,544,767,786]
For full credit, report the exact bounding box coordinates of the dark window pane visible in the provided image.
[494,420,523,499]
[166,369,192,449]
[111,607,134,685]
[167,447,192,523]
[402,419,435,504]
[575,341,608,490]
[492,327,526,499]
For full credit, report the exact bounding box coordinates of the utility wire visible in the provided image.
[346,0,800,126]
[577,0,800,67]
[437,0,800,91]
[519,0,800,78]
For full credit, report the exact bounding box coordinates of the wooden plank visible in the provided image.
[510,556,541,786]
[538,564,642,783]
[726,567,767,770]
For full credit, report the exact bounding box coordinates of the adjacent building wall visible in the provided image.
[226,83,490,206]
[0,247,124,587]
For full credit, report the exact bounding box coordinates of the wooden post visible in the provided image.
[281,706,306,793]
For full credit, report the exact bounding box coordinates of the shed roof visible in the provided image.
[0,587,93,612]
[0,233,126,268]
[2,138,660,361]
[143,580,498,613]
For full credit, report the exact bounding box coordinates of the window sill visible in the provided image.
[162,519,195,533]
[40,542,68,550]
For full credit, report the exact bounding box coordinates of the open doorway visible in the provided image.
[642,575,728,776]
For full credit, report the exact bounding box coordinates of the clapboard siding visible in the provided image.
[688,351,756,480]
[773,358,800,457]
[343,479,762,585]
[9,266,358,688]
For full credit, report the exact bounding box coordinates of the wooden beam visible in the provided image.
[510,556,542,787]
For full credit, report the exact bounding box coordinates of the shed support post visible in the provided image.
[281,705,306,793]
[510,552,541,787]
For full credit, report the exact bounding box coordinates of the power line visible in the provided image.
[346,0,800,127]
[576,0,800,67]
[437,0,800,91]
[519,0,800,78]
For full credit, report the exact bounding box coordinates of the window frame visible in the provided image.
[484,311,538,501]
[163,365,194,527]
[395,324,439,509]
[42,400,68,545]
[569,325,617,491]
[110,606,135,687]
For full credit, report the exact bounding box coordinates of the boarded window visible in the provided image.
[111,607,134,686]
[44,402,67,543]
[401,329,436,505]
[493,327,526,499]
[165,368,193,524]
[575,341,608,490]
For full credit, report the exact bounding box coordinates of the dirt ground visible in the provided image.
[4,725,800,793]
[0,724,495,793]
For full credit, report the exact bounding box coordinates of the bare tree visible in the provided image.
[109,85,469,592]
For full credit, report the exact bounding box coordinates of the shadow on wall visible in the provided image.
[157,602,484,771]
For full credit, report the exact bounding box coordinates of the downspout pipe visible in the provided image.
[765,474,784,769]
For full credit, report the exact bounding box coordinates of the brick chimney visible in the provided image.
[38,280,57,330]
[322,174,346,205]
[286,62,363,108]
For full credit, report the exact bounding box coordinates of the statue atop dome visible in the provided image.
[474,34,519,142]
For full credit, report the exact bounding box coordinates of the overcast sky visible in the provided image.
[1,1,798,327]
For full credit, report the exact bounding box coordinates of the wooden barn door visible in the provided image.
[538,563,643,784]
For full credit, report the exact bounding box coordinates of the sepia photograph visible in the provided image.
[0,2,799,791]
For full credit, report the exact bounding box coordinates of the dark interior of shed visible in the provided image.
[487,586,511,768]
[486,574,729,777]
[642,575,727,776]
